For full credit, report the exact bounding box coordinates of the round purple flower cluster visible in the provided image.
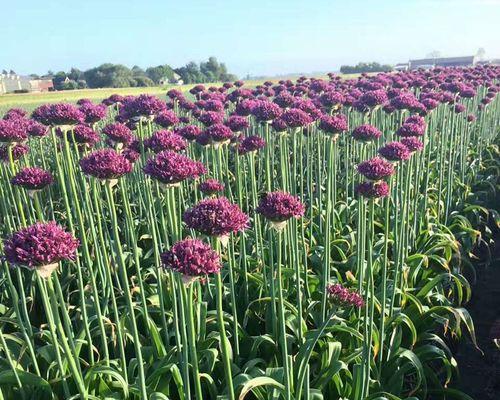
[155,110,180,128]
[357,157,394,181]
[318,114,348,135]
[183,197,248,237]
[326,283,364,308]
[144,151,205,186]
[0,144,29,162]
[238,135,266,155]
[11,167,54,191]
[119,94,167,120]
[378,141,411,162]
[400,137,424,152]
[319,91,345,108]
[225,115,250,132]
[144,130,187,153]
[3,222,79,270]
[0,119,28,143]
[80,149,133,180]
[281,108,313,128]
[396,122,425,137]
[351,124,382,142]
[198,111,224,127]
[256,191,305,222]
[102,123,134,147]
[198,124,233,146]
[161,238,221,277]
[177,125,202,141]
[65,125,100,147]
[355,181,390,198]
[79,103,107,124]
[252,100,283,122]
[32,103,84,126]
[200,178,225,196]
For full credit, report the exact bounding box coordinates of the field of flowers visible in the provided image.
[0,66,498,400]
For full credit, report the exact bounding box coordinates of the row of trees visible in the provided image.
[339,62,393,74]
[30,57,237,90]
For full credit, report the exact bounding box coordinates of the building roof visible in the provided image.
[409,56,476,69]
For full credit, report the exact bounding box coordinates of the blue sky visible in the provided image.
[2,0,499,77]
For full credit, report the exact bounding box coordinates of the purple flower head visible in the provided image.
[421,98,439,111]
[319,91,345,108]
[183,197,248,237]
[378,141,411,161]
[466,114,476,122]
[235,99,257,116]
[198,111,224,127]
[454,103,466,113]
[79,103,107,124]
[129,94,167,118]
[234,80,245,87]
[252,100,283,122]
[390,92,419,111]
[198,124,233,145]
[396,122,425,137]
[102,123,134,146]
[177,125,202,141]
[62,124,100,147]
[11,167,54,191]
[238,135,266,155]
[0,144,29,162]
[400,137,424,152]
[281,108,313,128]
[76,98,92,106]
[3,108,27,120]
[122,147,141,163]
[256,191,305,222]
[273,92,296,108]
[318,114,348,135]
[167,89,184,99]
[357,157,394,181]
[200,178,225,196]
[161,239,221,278]
[359,90,388,108]
[144,151,205,186]
[26,120,48,137]
[3,222,79,270]
[326,283,364,308]
[0,119,28,143]
[225,115,250,132]
[204,100,225,112]
[351,124,382,142]
[32,103,84,126]
[355,181,390,198]
[144,130,187,153]
[272,118,288,132]
[459,87,476,98]
[80,149,132,180]
[155,110,180,128]
[102,94,125,106]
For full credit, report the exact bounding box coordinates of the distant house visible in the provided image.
[409,56,476,70]
[394,63,409,71]
[0,72,53,94]
[160,72,184,86]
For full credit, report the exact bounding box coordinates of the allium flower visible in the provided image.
[225,115,250,132]
[122,147,141,163]
[454,103,466,113]
[460,87,476,98]
[272,118,288,132]
[0,144,29,162]
[256,191,305,230]
[3,222,79,277]
[32,103,84,127]
[177,125,202,141]
[358,90,388,108]
[79,103,107,124]
[200,178,225,196]
[76,98,92,106]
[357,157,394,181]
[355,181,390,198]
[198,124,233,146]
[11,167,54,191]
[396,122,425,137]
[80,149,132,180]
[378,141,411,161]
[281,108,313,128]
[102,94,125,106]
[26,120,48,137]
[400,137,424,152]
[0,119,28,143]
[144,151,205,187]
[390,92,419,111]
[318,114,348,136]
[252,100,283,122]
[167,89,184,99]
[183,197,248,239]
[351,124,382,142]
[466,114,476,122]
[204,100,225,112]
[422,98,439,111]
[198,111,224,127]
[161,239,222,279]
[319,91,345,108]
[102,123,134,147]
[63,124,100,147]
[326,283,364,308]
[121,94,167,119]
[238,135,266,155]
[235,99,257,116]
[3,108,27,119]
[155,110,180,128]
[273,92,296,108]
[144,130,187,153]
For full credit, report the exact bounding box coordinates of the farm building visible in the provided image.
[159,72,184,86]
[0,73,54,94]
[409,56,476,70]
[393,63,409,71]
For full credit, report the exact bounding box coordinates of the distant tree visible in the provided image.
[340,62,392,74]
[68,68,84,81]
[61,80,79,90]
[175,62,205,84]
[146,64,175,84]
[9,69,16,75]
[134,76,155,87]
[84,64,135,88]
[131,65,146,76]
[52,71,68,90]
[2,70,8,75]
